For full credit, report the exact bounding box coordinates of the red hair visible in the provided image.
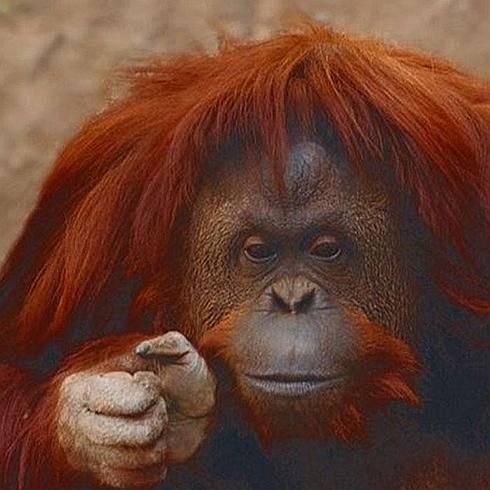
[0,22,488,358]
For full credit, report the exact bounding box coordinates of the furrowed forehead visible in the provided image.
[260,141,347,207]
[204,140,353,210]
[193,139,392,239]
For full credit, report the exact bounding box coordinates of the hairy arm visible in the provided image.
[0,363,77,489]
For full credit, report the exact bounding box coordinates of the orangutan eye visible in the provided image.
[309,236,342,261]
[243,236,278,263]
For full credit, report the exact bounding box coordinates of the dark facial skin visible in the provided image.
[181,140,422,438]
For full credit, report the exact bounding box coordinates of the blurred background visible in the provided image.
[0,0,489,260]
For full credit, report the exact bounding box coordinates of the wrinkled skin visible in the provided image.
[57,332,216,488]
[180,141,422,441]
[183,141,419,340]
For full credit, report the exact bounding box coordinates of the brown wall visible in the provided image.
[0,0,488,259]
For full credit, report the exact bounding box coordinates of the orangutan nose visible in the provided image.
[270,277,317,314]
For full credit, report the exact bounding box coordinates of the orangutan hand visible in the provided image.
[56,331,216,488]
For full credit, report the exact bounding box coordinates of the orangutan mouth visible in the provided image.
[243,372,347,397]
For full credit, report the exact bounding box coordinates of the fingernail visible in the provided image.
[135,341,151,357]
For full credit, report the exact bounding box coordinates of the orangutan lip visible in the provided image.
[244,373,346,396]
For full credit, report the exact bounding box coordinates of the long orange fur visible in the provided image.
[0,22,488,488]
